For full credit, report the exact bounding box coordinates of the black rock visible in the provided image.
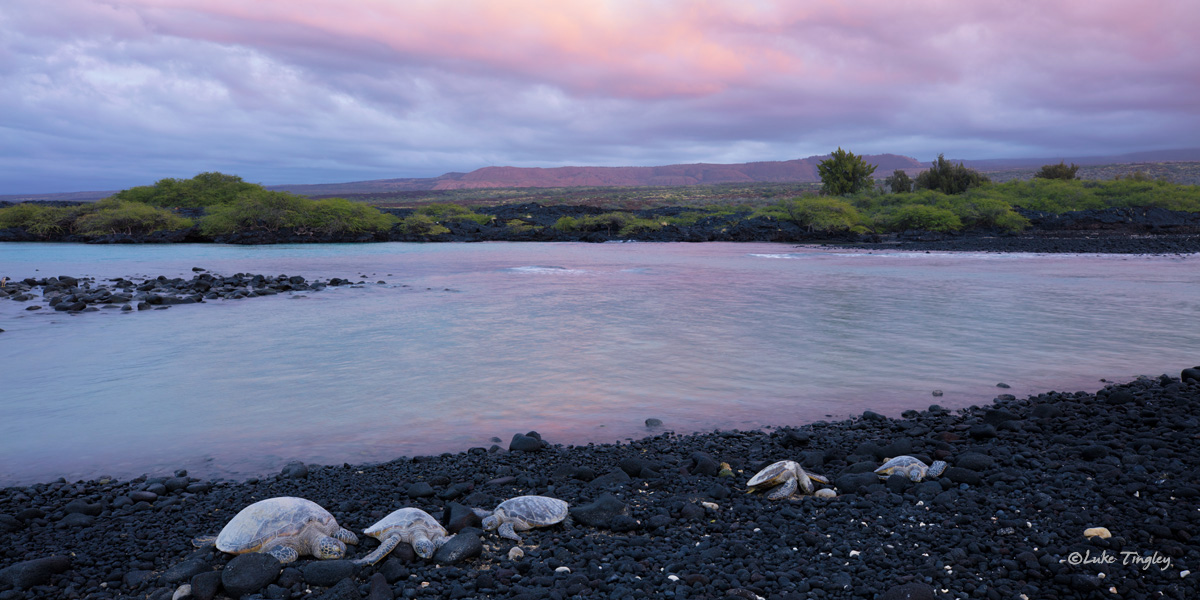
[886,473,913,493]
[1106,389,1136,405]
[1182,367,1200,382]
[968,423,997,439]
[190,570,221,600]
[1031,403,1063,419]
[221,553,282,597]
[63,499,103,516]
[406,482,435,498]
[437,482,473,500]
[368,571,393,600]
[432,533,482,564]
[877,582,936,600]
[378,557,409,582]
[282,461,309,479]
[1081,445,1110,460]
[834,472,881,495]
[509,433,544,452]
[0,514,21,533]
[161,558,211,583]
[56,513,95,528]
[302,560,356,587]
[645,418,663,427]
[123,569,156,587]
[861,410,886,421]
[780,429,811,447]
[314,577,362,599]
[955,452,995,471]
[689,451,721,476]
[983,409,1018,426]
[943,467,983,486]
[0,556,71,590]
[570,493,629,528]
[588,468,632,489]
[443,502,482,533]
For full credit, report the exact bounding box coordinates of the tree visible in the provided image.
[1034,161,1080,180]
[914,154,990,194]
[817,148,877,196]
[884,169,914,193]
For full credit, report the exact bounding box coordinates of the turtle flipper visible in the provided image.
[353,533,402,566]
[766,477,798,500]
[797,473,816,495]
[191,535,218,548]
[267,544,300,564]
[928,460,948,478]
[808,472,831,484]
[334,527,359,545]
[498,522,522,543]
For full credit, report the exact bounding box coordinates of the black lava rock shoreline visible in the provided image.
[3,203,1200,254]
[4,370,1199,600]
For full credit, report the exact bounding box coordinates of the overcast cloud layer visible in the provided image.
[3,0,1199,193]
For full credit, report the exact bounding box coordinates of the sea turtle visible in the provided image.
[746,460,831,499]
[475,495,569,543]
[874,456,947,482]
[353,507,452,565]
[191,497,358,563]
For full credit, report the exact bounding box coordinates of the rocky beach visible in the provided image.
[2,369,1198,600]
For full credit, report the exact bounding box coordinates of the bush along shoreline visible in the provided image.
[3,200,1200,253]
[1,369,1198,599]
[3,170,1200,252]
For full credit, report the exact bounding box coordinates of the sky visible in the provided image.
[3,1,1199,194]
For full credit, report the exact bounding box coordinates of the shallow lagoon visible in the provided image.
[1,242,1197,484]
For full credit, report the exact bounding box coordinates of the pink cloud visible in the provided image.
[2,0,1199,192]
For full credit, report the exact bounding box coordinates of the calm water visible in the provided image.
[1,242,1197,485]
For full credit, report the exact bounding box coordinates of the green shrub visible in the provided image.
[914,154,990,194]
[553,216,579,231]
[73,199,193,236]
[414,203,491,225]
[504,219,534,233]
[756,197,863,232]
[569,212,662,236]
[882,204,963,232]
[299,197,397,235]
[817,148,877,196]
[112,172,260,208]
[885,170,914,193]
[947,194,1029,231]
[200,191,394,236]
[399,214,449,236]
[1035,161,1080,180]
[0,203,97,235]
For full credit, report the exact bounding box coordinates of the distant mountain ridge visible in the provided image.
[270,154,923,196]
[4,148,1198,202]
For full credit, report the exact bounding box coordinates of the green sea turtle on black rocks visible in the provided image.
[353,507,452,565]
[474,496,569,542]
[746,460,831,499]
[874,456,947,482]
[191,497,358,563]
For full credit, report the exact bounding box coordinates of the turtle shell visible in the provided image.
[496,496,568,526]
[874,456,926,476]
[747,460,799,487]
[215,497,337,553]
[364,507,447,541]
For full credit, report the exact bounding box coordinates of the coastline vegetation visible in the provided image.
[3,165,1200,239]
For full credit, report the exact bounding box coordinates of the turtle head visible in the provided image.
[315,536,347,560]
[482,515,500,531]
[412,538,435,559]
[928,460,947,478]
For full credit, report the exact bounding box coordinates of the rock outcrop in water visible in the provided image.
[0,271,368,314]
[1,372,1197,599]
